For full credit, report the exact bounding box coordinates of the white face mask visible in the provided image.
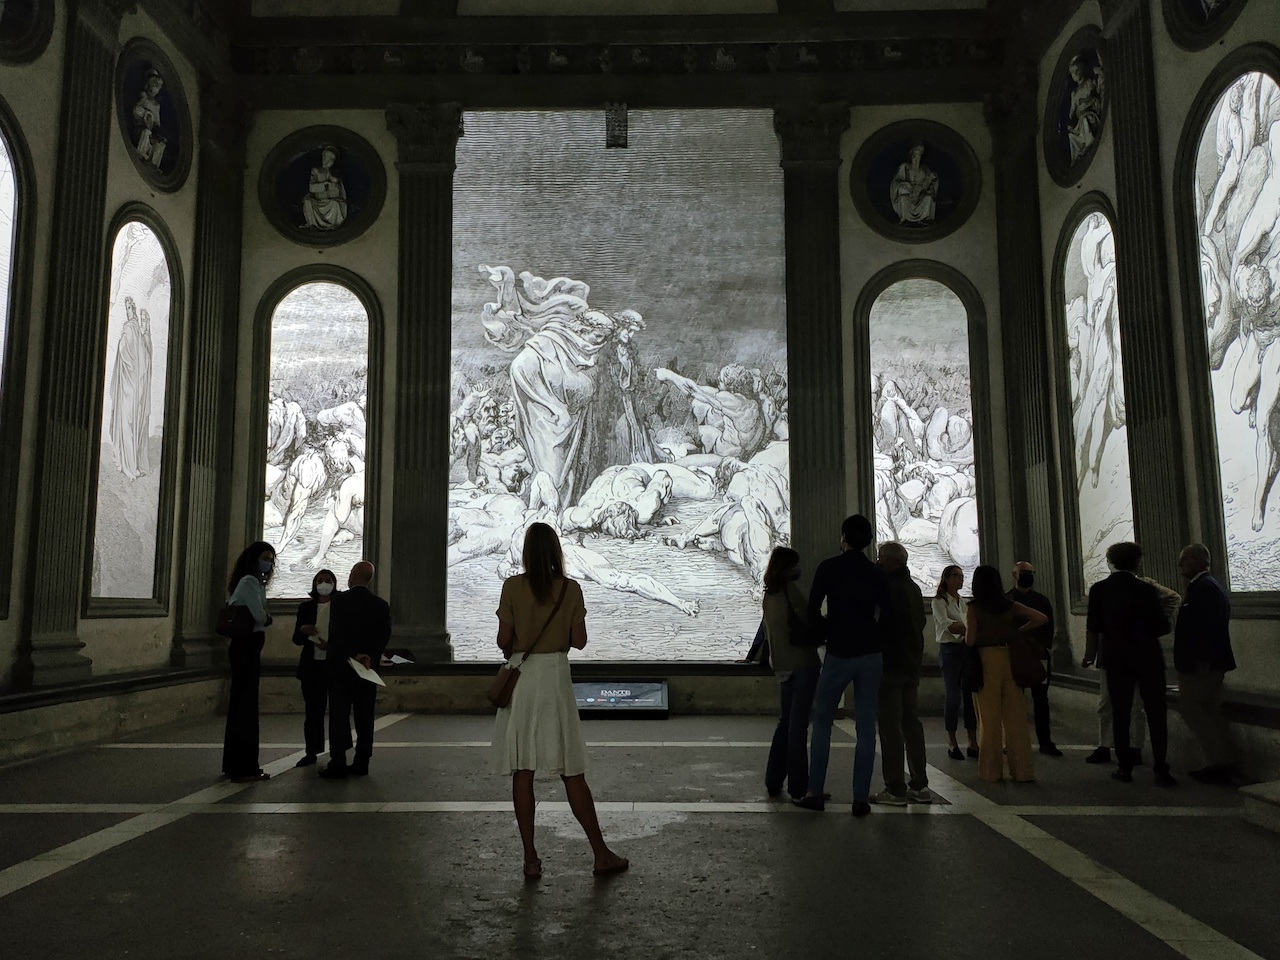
[316,583,335,597]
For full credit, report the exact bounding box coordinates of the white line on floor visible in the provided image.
[0,713,413,901]
[96,740,863,749]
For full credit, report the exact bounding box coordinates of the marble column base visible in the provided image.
[392,631,454,665]
[171,635,225,670]
[18,636,93,688]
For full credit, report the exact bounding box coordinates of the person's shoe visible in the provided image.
[947,746,965,761]
[871,789,908,806]
[295,754,318,768]
[966,746,980,759]
[851,801,872,817]
[1085,746,1112,764]
[1154,769,1178,788]
[767,788,783,799]
[349,763,369,777]
[319,764,348,780]
[1111,769,1133,783]
[1126,748,1145,767]
[906,787,933,804]
[1039,744,1064,757]
[793,795,824,812]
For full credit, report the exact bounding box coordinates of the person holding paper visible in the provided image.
[491,522,628,881]
[320,561,391,779]
[291,568,337,768]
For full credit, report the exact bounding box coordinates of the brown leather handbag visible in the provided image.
[1008,634,1048,688]
[487,581,569,709]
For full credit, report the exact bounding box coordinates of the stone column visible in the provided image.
[384,103,462,663]
[774,104,851,569]
[985,75,1069,641]
[15,0,136,688]
[1101,0,1190,586]
[173,84,248,669]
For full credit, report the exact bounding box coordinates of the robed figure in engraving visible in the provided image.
[302,146,348,230]
[131,70,167,171]
[890,142,938,225]
[109,296,153,480]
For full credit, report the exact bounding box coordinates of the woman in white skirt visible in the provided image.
[492,522,629,881]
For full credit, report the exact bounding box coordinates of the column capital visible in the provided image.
[1098,0,1136,31]
[983,64,1039,160]
[773,102,850,171]
[385,102,464,172]
[75,0,137,47]
[199,82,251,162]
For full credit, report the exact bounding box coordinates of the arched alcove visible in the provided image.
[1174,44,1280,598]
[857,261,994,596]
[86,205,185,614]
[1052,194,1136,599]
[251,267,383,601]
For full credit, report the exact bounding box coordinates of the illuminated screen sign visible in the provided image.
[574,681,669,712]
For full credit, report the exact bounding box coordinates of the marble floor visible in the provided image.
[0,712,1275,960]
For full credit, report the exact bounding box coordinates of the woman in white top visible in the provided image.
[224,541,276,783]
[291,568,337,768]
[931,565,978,761]
[492,522,628,881]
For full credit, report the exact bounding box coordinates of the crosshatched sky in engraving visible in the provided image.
[91,222,171,598]
[262,282,369,599]
[448,110,787,662]
[1194,72,1280,590]
[1064,212,1134,592]
[870,278,979,596]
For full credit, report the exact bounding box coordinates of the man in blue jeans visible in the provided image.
[794,514,890,816]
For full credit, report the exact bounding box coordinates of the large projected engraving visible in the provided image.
[0,132,13,399]
[1194,72,1280,589]
[870,278,979,595]
[449,110,787,660]
[262,282,368,599]
[1064,212,1134,590]
[90,222,172,598]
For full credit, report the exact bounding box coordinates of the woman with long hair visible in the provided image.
[932,565,978,760]
[761,546,822,800]
[291,568,337,768]
[491,522,628,881]
[965,565,1048,783]
[223,541,276,783]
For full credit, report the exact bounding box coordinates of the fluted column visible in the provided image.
[774,104,850,569]
[173,84,248,668]
[1101,0,1190,586]
[385,103,462,663]
[985,75,1068,643]
[16,0,136,688]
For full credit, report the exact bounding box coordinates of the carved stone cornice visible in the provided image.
[385,102,464,172]
[75,0,137,47]
[773,102,850,170]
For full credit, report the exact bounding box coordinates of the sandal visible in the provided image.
[523,859,542,880]
[592,856,630,878]
[948,747,965,761]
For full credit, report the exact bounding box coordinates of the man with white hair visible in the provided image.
[1175,543,1240,785]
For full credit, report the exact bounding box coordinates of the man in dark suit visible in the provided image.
[1084,542,1175,787]
[1175,543,1240,785]
[1008,560,1061,757]
[321,561,392,779]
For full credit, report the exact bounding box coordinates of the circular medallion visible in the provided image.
[0,0,54,65]
[849,120,981,244]
[115,38,192,193]
[1163,0,1251,52]
[1043,27,1108,188]
[257,125,387,248]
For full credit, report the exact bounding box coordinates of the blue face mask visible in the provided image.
[259,559,274,575]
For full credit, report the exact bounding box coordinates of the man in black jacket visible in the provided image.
[321,561,392,779]
[1175,543,1240,785]
[1008,560,1061,757]
[872,542,929,806]
[1085,542,1175,787]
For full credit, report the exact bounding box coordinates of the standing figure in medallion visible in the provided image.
[131,69,167,171]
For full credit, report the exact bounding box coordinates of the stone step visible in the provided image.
[1241,780,1280,834]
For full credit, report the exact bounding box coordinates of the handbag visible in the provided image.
[487,580,569,709]
[1008,634,1048,688]
[215,603,255,641]
[960,643,984,693]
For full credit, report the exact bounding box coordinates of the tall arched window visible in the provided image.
[869,276,980,594]
[1192,69,1280,590]
[0,127,15,404]
[1061,207,1135,591]
[90,220,174,598]
[262,281,369,599]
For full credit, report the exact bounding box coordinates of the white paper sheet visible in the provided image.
[347,657,386,686]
